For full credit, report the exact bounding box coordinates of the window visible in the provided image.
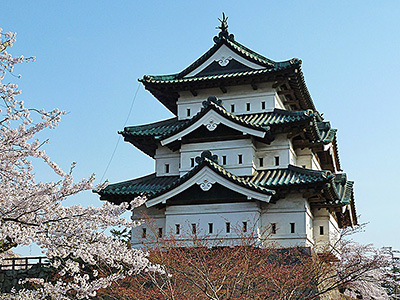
[226,222,231,233]
[290,223,295,234]
[208,223,213,234]
[222,155,227,165]
[175,224,180,235]
[190,158,195,167]
[243,221,248,233]
[187,108,191,117]
[320,226,324,235]
[238,154,243,164]
[259,157,264,167]
[158,227,163,238]
[142,228,147,238]
[271,223,277,234]
[231,104,235,113]
[165,163,170,173]
[261,101,266,110]
[302,165,306,168]
[192,223,197,235]
[246,102,251,111]
[274,156,280,166]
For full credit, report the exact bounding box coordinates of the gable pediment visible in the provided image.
[145,165,272,208]
[160,109,266,146]
[184,44,265,78]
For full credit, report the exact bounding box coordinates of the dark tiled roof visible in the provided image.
[97,158,275,203]
[317,122,337,144]
[121,104,315,142]
[334,173,354,205]
[121,101,338,160]
[97,160,353,208]
[98,173,178,198]
[246,165,333,188]
[122,117,185,138]
[141,65,297,85]
[138,32,315,114]
[141,33,296,83]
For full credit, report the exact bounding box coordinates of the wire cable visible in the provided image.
[100,83,141,182]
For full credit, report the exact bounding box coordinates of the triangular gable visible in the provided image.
[160,108,266,146]
[184,44,265,78]
[145,164,272,208]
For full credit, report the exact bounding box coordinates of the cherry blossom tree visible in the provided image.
[99,224,397,300]
[0,28,159,299]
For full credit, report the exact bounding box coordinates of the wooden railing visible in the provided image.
[0,256,49,271]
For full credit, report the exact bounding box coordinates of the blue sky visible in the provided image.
[2,1,400,254]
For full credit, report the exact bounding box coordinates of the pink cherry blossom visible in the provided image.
[0,28,160,299]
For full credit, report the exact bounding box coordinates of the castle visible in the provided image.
[97,15,357,253]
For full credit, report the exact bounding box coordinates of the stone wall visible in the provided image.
[0,264,53,293]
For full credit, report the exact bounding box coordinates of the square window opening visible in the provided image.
[231,104,235,113]
[259,157,264,167]
[208,223,213,234]
[192,223,197,235]
[158,227,163,238]
[165,163,170,173]
[191,158,195,167]
[246,102,251,111]
[261,101,266,110]
[142,228,147,239]
[187,108,191,117]
[290,223,295,233]
[226,222,231,233]
[275,156,280,166]
[175,224,180,235]
[238,154,243,164]
[243,221,248,233]
[320,226,324,235]
[271,223,277,234]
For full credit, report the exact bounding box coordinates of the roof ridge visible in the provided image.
[287,164,332,178]
[122,117,180,132]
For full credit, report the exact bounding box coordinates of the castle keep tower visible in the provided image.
[97,15,357,252]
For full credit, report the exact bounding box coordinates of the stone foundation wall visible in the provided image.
[0,264,53,293]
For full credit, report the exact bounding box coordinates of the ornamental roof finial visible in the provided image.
[213,12,235,43]
[217,12,229,33]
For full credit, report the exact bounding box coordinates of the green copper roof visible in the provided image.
[138,24,316,115]
[121,99,318,142]
[97,156,275,203]
[141,64,297,84]
[98,173,178,197]
[121,98,336,159]
[97,157,352,208]
[246,165,333,188]
[140,26,297,84]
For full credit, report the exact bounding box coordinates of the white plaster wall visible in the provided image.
[164,202,261,246]
[177,83,285,120]
[295,148,322,170]
[312,208,341,253]
[255,134,296,169]
[155,146,180,176]
[180,139,256,176]
[260,193,314,248]
[131,206,166,248]
[131,195,318,250]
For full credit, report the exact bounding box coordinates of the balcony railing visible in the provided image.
[0,256,49,271]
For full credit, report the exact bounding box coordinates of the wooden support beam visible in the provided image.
[219,86,227,93]
[278,90,295,97]
[272,80,289,89]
